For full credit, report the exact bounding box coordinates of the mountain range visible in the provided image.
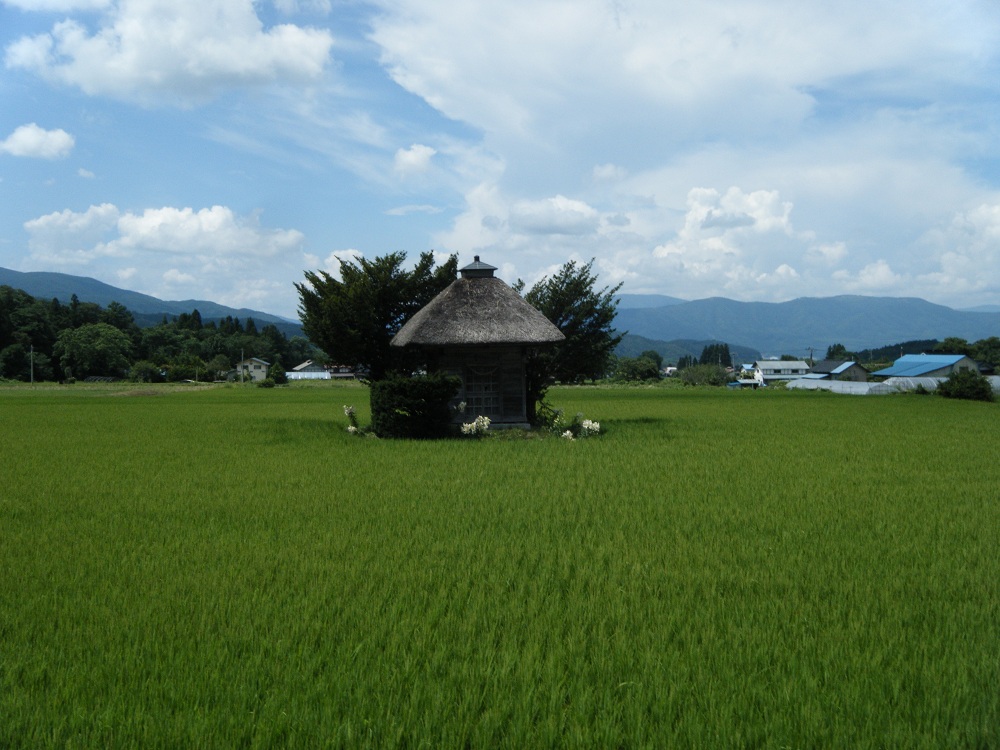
[615,294,1000,357]
[3,267,997,357]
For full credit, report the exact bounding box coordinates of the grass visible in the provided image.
[1,381,998,747]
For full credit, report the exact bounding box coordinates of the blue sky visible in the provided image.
[2,0,999,319]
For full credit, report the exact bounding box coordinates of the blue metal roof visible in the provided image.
[830,361,855,375]
[871,354,965,377]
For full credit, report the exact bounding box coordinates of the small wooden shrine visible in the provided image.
[390,256,564,426]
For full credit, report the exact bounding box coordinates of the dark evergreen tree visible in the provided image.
[297,251,458,381]
[677,354,696,370]
[699,343,732,367]
[516,259,622,421]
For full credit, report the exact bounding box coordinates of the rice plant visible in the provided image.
[1,382,997,747]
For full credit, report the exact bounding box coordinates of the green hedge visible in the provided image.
[370,373,462,439]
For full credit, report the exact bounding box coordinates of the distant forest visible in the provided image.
[0,285,322,382]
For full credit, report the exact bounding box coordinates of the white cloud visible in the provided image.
[509,195,600,236]
[6,1,1000,314]
[370,0,995,154]
[22,202,307,313]
[0,123,74,158]
[806,242,848,266]
[3,0,109,9]
[368,0,1000,308]
[4,0,335,104]
[77,168,95,178]
[163,268,196,285]
[26,203,304,262]
[272,0,331,14]
[832,260,904,293]
[909,202,1000,303]
[434,180,872,302]
[384,204,441,216]
[592,163,627,182]
[393,143,436,176]
[24,203,120,257]
[651,187,800,275]
[98,206,303,263]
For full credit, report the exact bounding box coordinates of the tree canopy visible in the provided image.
[826,343,853,360]
[54,323,134,379]
[296,251,458,381]
[615,355,662,382]
[700,343,732,368]
[937,368,994,402]
[517,259,623,420]
[0,284,316,382]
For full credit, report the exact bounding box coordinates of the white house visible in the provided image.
[754,360,810,382]
[236,357,270,382]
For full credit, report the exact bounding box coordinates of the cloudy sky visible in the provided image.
[2,0,999,318]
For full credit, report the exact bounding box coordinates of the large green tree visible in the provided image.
[296,251,458,381]
[518,259,623,420]
[53,322,134,379]
[972,337,1000,369]
[615,355,662,382]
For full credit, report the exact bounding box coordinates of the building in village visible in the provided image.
[870,353,980,379]
[754,359,810,382]
[286,360,331,380]
[806,359,869,382]
[236,357,270,382]
[390,256,564,427]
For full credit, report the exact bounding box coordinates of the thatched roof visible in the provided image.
[391,259,564,348]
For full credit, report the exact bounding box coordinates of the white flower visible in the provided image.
[343,405,355,417]
[461,414,491,436]
[562,430,575,441]
[456,401,467,413]
[346,425,358,434]
[581,419,600,436]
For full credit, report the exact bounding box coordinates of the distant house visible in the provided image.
[871,353,979,379]
[328,365,358,379]
[807,359,869,382]
[236,357,270,382]
[728,363,765,388]
[754,360,810,382]
[287,360,331,381]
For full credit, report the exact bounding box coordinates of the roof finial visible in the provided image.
[460,255,497,278]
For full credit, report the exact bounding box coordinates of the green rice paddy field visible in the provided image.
[1,382,998,748]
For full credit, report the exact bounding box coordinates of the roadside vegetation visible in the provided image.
[2,381,997,747]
